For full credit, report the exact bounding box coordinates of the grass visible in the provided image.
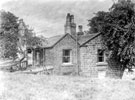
[0,59,135,100]
[0,72,135,100]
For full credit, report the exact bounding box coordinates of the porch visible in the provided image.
[27,46,45,67]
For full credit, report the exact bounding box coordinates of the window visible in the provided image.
[97,49,104,62]
[27,48,32,53]
[62,49,71,63]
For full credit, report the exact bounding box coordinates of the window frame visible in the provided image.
[62,49,72,64]
[97,49,104,62]
[27,48,32,54]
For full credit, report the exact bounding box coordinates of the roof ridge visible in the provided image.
[80,33,101,46]
[47,34,64,39]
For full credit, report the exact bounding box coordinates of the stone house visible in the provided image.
[27,13,107,75]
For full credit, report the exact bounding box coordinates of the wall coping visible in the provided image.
[96,62,108,66]
[61,63,74,67]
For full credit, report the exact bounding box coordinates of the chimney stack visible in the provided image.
[70,15,74,23]
[78,25,83,32]
[66,13,70,24]
[77,25,84,36]
[64,13,76,37]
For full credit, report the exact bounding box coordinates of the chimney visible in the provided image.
[77,25,84,36]
[70,15,74,23]
[65,13,71,34]
[78,25,83,32]
[64,13,76,37]
[66,13,70,24]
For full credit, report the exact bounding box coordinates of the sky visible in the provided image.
[0,0,113,37]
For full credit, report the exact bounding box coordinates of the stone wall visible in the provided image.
[80,35,107,77]
[44,48,54,66]
[44,34,79,75]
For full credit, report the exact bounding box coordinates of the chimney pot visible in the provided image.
[66,13,70,23]
[70,15,74,23]
[78,25,83,32]
[65,13,76,36]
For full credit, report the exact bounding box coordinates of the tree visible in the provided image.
[17,19,42,69]
[0,11,43,70]
[88,0,135,79]
[0,10,19,59]
[27,36,43,47]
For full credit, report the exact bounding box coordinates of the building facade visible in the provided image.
[27,13,107,76]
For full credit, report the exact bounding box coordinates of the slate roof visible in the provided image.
[78,33,101,46]
[41,33,100,48]
[45,34,64,48]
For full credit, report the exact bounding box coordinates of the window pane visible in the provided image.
[98,49,104,62]
[27,49,32,53]
[99,57,103,62]
[64,50,70,56]
[98,49,103,56]
[63,49,71,63]
[63,57,70,63]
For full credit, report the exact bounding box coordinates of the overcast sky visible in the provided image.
[0,0,113,37]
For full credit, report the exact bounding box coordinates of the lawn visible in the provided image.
[0,71,135,100]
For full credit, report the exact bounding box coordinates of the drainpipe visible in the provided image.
[76,32,79,75]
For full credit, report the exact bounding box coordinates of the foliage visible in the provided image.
[27,36,43,47]
[0,10,43,60]
[0,11,19,59]
[88,0,135,70]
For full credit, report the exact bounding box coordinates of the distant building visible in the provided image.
[27,13,107,76]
